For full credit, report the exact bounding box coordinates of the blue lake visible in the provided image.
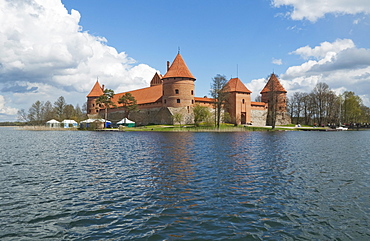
[0,127,369,240]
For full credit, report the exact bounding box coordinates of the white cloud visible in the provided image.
[0,95,18,115]
[272,0,370,22]
[279,39,370,106]
[0,0,157,120]
[272,58,283,65]
[291,39,355,60]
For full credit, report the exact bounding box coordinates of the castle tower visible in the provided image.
[260,73,289,125]
[86,80,104,116]
[225,78,252,125]
[162,53,196,108]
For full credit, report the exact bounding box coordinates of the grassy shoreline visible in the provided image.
[12,124,334,132]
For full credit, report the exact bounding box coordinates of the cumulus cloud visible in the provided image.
[272,0,370,22]
[0,0,157,120]
[281,39,370,105]
[247,38,370,106]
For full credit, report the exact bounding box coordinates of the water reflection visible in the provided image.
[1,128,370,240]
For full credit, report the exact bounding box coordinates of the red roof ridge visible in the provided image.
[260,73,287,93]
[87,80,104,97]
[163,53,195,79]
[225,77,252,93]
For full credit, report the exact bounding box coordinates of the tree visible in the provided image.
[118,92,138,118]
[265,76,278,129]
[43,101,55,121]
[193,104,211,127]
[173,112,184,127]
[210,74,229,128]
[17,109,29,122]
[28,100,44,125]
[96,89,116,126]
[54,96,66,121]
[63,104,75,119]
[342,91,362,124]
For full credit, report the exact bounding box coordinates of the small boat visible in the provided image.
[336,126,348,131]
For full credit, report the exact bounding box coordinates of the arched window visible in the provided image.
[175,89,179,94]
[242,99,245,104]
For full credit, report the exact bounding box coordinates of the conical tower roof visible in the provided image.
[260,73,287,94]
[163,53,195,79]
[87,80,104,97]
[225,78,252,93]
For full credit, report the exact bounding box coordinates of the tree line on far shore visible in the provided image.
[287,82,370,126]
[17,96,87,125]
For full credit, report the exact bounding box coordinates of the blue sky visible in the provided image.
[1,0,370,121]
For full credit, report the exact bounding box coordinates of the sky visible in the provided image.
[1,0,370,121]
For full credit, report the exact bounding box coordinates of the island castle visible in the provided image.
[87,53,290,126]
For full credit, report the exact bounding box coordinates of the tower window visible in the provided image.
[177,99,180,103]
[92,103,95,107]
[164,99,166,104]
[242,99,245,104]
[191,90,194,95]
[175,89,179,94]
[192,100,194,104]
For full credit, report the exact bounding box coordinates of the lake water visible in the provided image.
[0,127,369,240]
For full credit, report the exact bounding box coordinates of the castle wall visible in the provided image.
[251,109,268,126]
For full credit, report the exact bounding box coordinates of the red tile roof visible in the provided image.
[251,101,267,106]
[111,84,163,105]
[225,78,252,93]
[260,73,287,93]
[163,53,195,79]
[194,97,215,103]
[87,81,104,97]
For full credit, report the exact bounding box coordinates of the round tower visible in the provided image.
[86,80,104,116]
[162,53,196,108]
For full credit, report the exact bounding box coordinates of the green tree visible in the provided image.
[173,112,184,127]
[63,104,75,119]
[210,74,229,128]
[118,92,138,118]
[96,89,116,126]
[342,91,362,124]
[193,104,211,127]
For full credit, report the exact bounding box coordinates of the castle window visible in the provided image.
[92,103,95,107]
[192,100,194,104]
[164,99,167,104]
[177,99,180,103]
[191,90,194,95]
[242,99,245,104]
[175,89,179,94]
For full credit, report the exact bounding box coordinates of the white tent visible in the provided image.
[46,119,60,128]
[117,118,135,127]
[61,119,78,128]
[80,119,111,128]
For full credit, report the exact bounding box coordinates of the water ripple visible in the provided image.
[0,128,370,240]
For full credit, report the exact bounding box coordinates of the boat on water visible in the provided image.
[336,126,348,131]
